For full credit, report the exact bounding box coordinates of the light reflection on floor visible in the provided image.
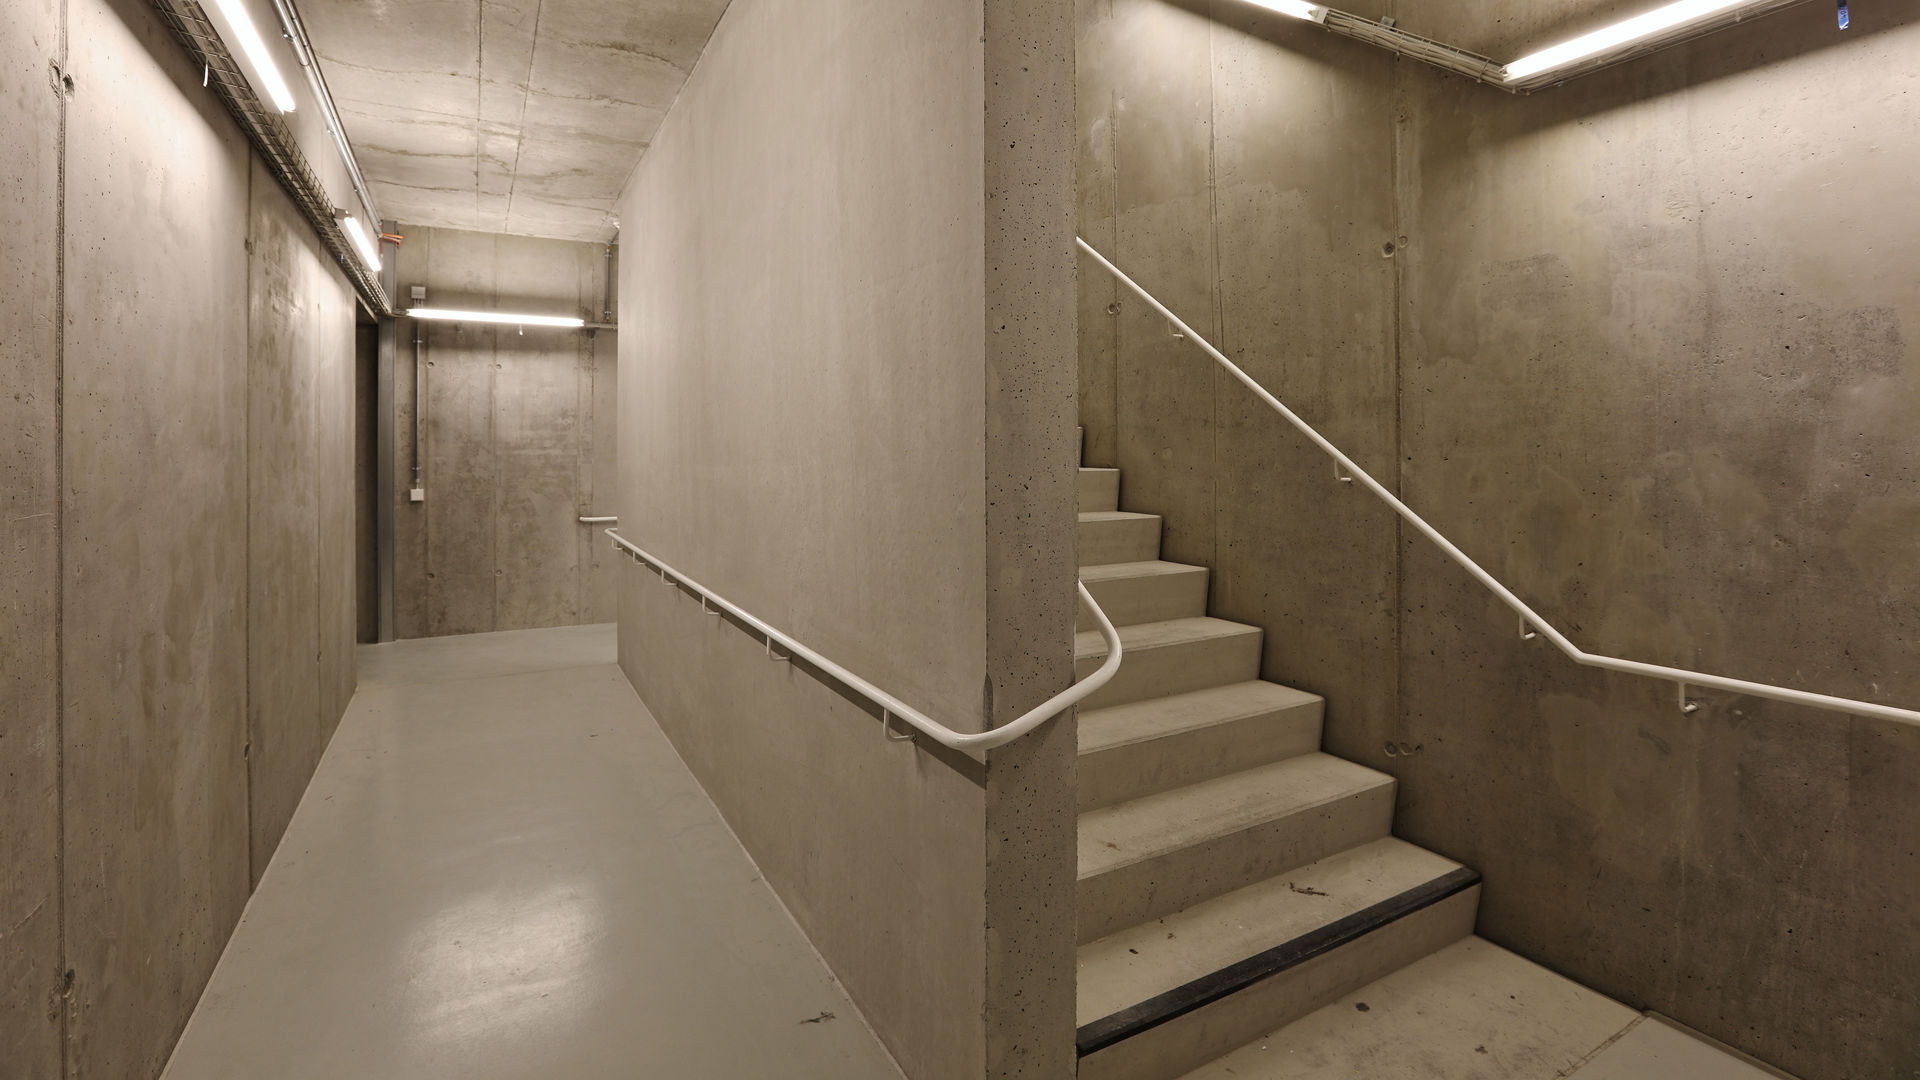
[162,626,904,1080]
[402,882,604,1050]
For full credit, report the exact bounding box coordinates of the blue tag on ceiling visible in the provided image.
[1838,0,1850,28]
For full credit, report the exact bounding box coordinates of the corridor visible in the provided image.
[6,0,1914,1074]
[159,626,903,1080]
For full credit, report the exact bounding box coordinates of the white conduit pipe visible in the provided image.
[268,0,382,224]
[606,529,1126,751]
[1077,237,1920,729]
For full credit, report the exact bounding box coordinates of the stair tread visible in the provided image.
[1081,680,1322,757]
[1075,616,1261,662]
[1079,753,1393,882]
[1172,937,1649,1080]
[1078,837,1466,1027]
[1079,559,1207,583]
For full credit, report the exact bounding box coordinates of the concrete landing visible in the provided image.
[1176,937,1793,1080]
[356,622,619,687]
[161,627,904,1080]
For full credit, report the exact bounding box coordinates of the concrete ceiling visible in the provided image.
[300,0,733,242]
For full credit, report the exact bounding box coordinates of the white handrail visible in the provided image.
[579,516,619,524]
[1077,237,1920,729]
[605,528,1125,750]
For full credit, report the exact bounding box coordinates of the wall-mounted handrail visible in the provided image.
[579,516,619,524]
[1076,237,1920,729]
[605,528,1124,750]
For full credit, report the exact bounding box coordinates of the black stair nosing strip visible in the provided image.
[1075,865,1482,1059]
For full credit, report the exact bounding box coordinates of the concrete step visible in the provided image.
[1079,681,1324,812]
[1081,511,1162,566]
[1169,935,1664,1080]
[1077,753,1395,943]
[1077,838,1480,1080]
[1079,560,1209,629]
[1081,467,1121,513]
[1074,617,1261,710]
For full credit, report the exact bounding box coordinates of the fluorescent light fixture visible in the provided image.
[1504,0,1749,81]
[208,0,298,112]
[339,215,381,273]
[408,308,586,328]
[1245,0,1328,21]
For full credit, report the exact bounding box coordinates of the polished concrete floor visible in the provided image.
[162,625,905,1080]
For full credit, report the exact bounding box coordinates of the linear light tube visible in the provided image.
[208,0,298,112]
[340,215,382,273]
[1503,0,1750,81]
[408,308,585,328]
[1244,0,1329,21]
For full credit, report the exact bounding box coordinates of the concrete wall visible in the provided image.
[1389,6,1920,1077]
[390,225,617,639]
[1,0,65,1072]
[246,156,360,880]
[1078,3,1920,1078]
[1077,0,1404,763]
[0,0,360,1073]
[615,0,1077,1077]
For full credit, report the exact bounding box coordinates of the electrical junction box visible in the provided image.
[409,488,426,503]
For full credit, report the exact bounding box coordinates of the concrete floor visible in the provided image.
[162,625,905,1080]
[1182,937,1792,1080]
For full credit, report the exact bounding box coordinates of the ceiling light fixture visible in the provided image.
[407,308,586,329]
[1245,0,1330,22]
[208,0,298,112]
[1503,0,1752,81]
[339,214,382,273]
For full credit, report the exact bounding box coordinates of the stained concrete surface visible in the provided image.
[297,0,732,241]
[1389,7,1920,1079]
[615,0,1079,1074]
[58,0,255,1072]
[1184,937,1787,1080]
[246,156,359,881]
[0,0,364,1072]
[1077,3,1920,1078]
[0,0,65,1072]
[160,629,907,1080]
[392,225,617,639]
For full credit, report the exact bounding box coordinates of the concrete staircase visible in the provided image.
[1072,463,1479,1080]
[1071,456,1798,1080]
